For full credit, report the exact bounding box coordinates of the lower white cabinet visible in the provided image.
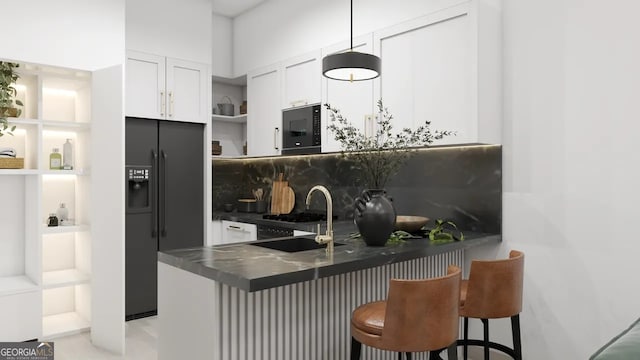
[221,220,257,244]
[0,291,41,341]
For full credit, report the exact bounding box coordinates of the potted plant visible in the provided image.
[326,99,455,245]
[0,61,23,137]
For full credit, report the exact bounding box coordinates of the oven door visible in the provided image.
[257,224,294,240]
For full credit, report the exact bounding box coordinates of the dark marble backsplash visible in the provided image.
[212,144,501,233]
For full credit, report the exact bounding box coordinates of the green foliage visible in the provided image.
[0,61,23,137]
[347,230,413,245]
[428,219,464,244]
[325,99,455,189]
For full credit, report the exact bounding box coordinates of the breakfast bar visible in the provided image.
[157,225,500,360]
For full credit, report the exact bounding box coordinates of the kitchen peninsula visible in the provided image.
[158,144,502,359]
[158,226,500,360]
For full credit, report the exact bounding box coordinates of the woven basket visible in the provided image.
[0,157,24,169]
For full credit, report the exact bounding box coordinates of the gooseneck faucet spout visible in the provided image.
[305,185,334,254]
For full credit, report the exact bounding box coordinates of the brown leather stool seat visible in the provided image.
[350,265,462,360]
[352,301,385,335]
[458,250,525,360]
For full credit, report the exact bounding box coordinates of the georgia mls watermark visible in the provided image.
[0,342,54,360]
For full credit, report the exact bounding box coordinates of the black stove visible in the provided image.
[262,212,337,223]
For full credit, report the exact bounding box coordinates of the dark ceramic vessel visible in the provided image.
[354,189,396,246]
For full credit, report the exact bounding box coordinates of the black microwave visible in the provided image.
[282,104,322,155]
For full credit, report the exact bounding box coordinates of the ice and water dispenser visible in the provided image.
[126,166,151,213]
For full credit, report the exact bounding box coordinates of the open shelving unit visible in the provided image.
[212,76,247,157]
[0,60,92,341]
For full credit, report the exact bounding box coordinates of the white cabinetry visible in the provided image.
[221,220,257,244]
[126,50,208,123]
[247,64,282,157]
[321,35,376,153]
[0,61,94,340]
[373,2,501,144]
[281,50,322,109]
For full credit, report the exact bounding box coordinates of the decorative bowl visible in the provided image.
[394,215,430,232]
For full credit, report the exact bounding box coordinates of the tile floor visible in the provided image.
[51,316,157,360]
[50,316,510,359]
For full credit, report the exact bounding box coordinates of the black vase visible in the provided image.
[354,189,396,246]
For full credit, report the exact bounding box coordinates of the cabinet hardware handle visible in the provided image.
[160,90,165,116]
[274,127,280,150]
[227,226,247,232]
[151,150,158,238]
[168,91,174,117]
[160,150,168,237]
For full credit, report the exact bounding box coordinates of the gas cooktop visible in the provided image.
[262,212,338,223]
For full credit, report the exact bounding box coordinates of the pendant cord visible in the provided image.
[350,0,353,51]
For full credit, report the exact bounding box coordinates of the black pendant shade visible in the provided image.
[322,51,381,81]
[322,0,381,81]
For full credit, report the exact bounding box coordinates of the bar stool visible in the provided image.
[458,250,525,360]
[350,265,461,360]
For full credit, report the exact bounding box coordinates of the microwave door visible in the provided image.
[284,117,311,148]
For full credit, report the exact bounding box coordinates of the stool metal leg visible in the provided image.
[398,353,403,360]
[406,353,412,360]
[482,318,490,360]
[512,315,522,360]
[351,337,362,360]
[463,317,469,360]
[447,341,458,360]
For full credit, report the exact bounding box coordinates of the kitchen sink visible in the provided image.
[251,237,345,253]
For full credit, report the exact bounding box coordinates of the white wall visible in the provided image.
[479,0,640,358]
[1,0,124,71]
[126,0,212,65]
[212,14,233,77]
[233,0,467,75]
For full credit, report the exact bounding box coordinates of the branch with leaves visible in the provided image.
[326,99,455,189]
[0,61,23,137]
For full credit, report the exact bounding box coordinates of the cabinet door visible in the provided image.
[373,5,473,144]
[166,58,208,124]
[126,50,166,120]
[322,35,375,153]
[281,50,322,109]
[221,221,257,244]
[247,64,281,156]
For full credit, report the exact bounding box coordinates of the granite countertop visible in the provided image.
[159,222,501,292]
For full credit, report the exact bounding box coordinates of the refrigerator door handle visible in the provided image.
[160,150,168,237]
[151,150,158,238]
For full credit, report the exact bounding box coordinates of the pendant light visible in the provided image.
[322,0,381,81]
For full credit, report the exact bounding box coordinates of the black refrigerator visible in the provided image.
[125,117,204,320]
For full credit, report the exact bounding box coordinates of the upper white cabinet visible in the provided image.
[166,58,208,123]
[373,2,501,144]
[322,34,376,153]
[247,64,282,157]
[126,50,208,123]
[281,50,322,109]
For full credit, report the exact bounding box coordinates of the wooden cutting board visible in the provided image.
[271,173,296,214]
[281,186,295,214]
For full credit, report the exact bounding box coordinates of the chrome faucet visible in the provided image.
[305,185,334,254]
